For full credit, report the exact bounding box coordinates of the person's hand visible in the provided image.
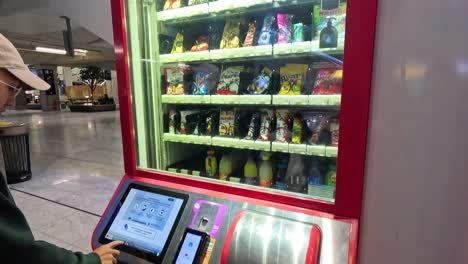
[94,241,123,264]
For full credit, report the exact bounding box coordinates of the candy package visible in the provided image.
[275,109,291,143]
[219,110,235,137]
[277,14,293,44]
[193,64,220,95]
[220,19,241,49]
[208,24,223,50]
[164,0,182,10]
[259,110,274,141]
[293,23,304,42]
[247,67,272,95]
[304,112,330,145]
[165,66,192,95]
[188,0,208,5]
[216,67,244,95]
[168,110,180,134]
[200,110,219,136]
[243,22,257,47]
[180,111,199,135]
[171,33,185,54]
[189,36,210,52]
[329,119,339,146]
[258,15,276,46]
[312,69,342,95]
[313,2,347,42]
[244,112,261,140]
[234,110,253,139]
[278,64,308,95]
[291,114,303,144]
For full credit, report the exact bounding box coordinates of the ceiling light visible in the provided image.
[35,47,67,55]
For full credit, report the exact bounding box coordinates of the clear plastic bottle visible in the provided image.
[219,153,232,181]
[259,153,273,188]
[274,159,288,190]
[243,155,257,185]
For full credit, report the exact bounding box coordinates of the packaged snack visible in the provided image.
[313,2,347,44]
[220,19,241,49]
[278,64,308,95]
[189,36,210,52]
[159,35,174,54]
[217,67,244,95]
[329,119,339,146]
[180,111,199,135]
[188,0,208,5]
[293,23,304,42]
[208,24,223,50]
[291,114,303,144]
[164,0,182,10]
[171,33,185,54]
[243,22,257,47]
[275,109,291,143]
[304,112,330,145]
[168,110,180,134]
[219,110,235,137]
[258,15,276,46]
[277,14,293,44]
[247,67,272,95]
[259,110,274,141]
[200,110,219,136]
[165,67,187,95]
[193,64,220,95]
[312,69,342,95]
[244,112,261,140]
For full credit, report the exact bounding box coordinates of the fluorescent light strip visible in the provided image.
[35,47,88,55]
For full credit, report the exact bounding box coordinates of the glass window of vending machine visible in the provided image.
[118,0,375,215]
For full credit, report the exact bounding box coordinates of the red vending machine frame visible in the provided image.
[110,0,377,236]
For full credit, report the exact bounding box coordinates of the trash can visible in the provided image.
[0,123,31,184]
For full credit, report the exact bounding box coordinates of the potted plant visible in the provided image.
[69,66,116,112]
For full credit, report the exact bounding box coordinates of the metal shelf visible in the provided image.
[164,133,336,157]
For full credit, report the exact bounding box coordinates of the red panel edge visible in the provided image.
[334,0,379,218]
[347,219,359,264]
[91,174,129,250]
[220,210,246,264]
[305,225,321,264]
[110,0,137,176]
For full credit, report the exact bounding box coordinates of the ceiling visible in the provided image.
[0,7,115,68]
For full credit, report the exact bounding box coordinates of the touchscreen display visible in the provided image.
[175,233,203,264]
[104,188,184,256]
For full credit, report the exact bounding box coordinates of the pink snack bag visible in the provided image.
[277,14,293,44]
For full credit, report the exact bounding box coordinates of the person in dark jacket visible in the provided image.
[0,33,123,264]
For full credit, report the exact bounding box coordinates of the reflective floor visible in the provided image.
[3,110,124,252]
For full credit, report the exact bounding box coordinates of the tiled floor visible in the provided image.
[2,109,124,252]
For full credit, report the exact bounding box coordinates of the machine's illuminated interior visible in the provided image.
[125,0,346,202]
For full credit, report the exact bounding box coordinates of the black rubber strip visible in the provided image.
[9,187,102,218]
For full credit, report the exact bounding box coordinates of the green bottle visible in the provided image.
[244,155,257,185]
[326,163,337,186]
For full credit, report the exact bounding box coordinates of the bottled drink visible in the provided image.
[219,153,232,181]
[205,149,217,178]
[259,153,273,188]
[275,159,288,190]
[243,155,257,185]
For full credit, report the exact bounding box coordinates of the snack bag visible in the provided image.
[312,69,342,95]
[244,112,261,140]
[329,119,339,146]
[180,111,199,134]
[243,22,257,47]
[217,67,243,95]
[275,109,291,143]
[304,112,330,145]
[190,36,210,52]
[291,115,303,144]
[200,110,219,136]
[293,23,304,42]
[219,110,235,137]
[220,19,241,49]
[277,14,293,44]
[313,2,347,41]
[171,33,185,54]
[278,64,308,95]
[193,64,220,95]
[247,67,272,95]
[168,110,180,134]
[164,0,182,10]
[258,15,276,46]
[188,0,208,5]
[165,67,190,95]
[259,110,274,141]
[208,24,223,50]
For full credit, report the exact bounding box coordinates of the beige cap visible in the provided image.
[0,33,50,90]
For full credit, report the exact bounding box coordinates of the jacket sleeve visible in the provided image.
[0,178,101,264]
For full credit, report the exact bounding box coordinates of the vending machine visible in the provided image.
[92,0,377,263]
